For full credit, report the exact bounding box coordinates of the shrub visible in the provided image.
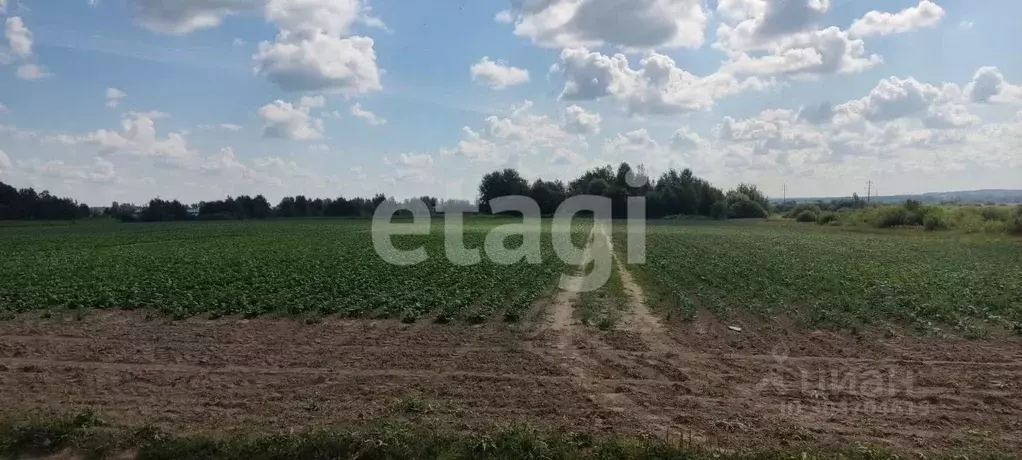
[785,204,821,219]
[728,198,768,219]
[817,212,838,225]
[710,201,729,220]
[983,220,1007,234]
[795,210,817,223]
[980,206,1010,222]
[873,206,908,228]
[922,207,948,231]
[950,208,984,233]
[1008,205,1022,236]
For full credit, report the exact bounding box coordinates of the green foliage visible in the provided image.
[785,204,821,219]
[0,411,956,460]
[726,194,768,219]
[710,201,729,220]
[873,206,910,228]
[922,207,949,231]
[0,218,586,323]
[636,221,1022,332]
[795,210,817,223]
[1009,205,1022,236]
[0,181,91,220]
[816,212,838,225]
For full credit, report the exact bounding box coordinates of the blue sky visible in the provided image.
[0,0,1020,205]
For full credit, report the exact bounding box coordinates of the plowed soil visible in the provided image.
[2,302,1020,457]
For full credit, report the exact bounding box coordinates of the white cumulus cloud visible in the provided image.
[105,88,127,108]
[555,47,769,115]
[258,99,325,140]
[503,0,707,50]
[349,102,386,126]
[562,104,601,135]
[849,1,945,38]
[470,56,530,89]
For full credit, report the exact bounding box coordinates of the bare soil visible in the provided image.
[2,255,1021,457]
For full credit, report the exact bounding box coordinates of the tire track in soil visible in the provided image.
[542,221,679,436]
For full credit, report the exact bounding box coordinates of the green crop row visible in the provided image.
[0,218,591,322]
[627,221,1022,334]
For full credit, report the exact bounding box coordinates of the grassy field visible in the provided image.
[626,220,1022,335]
[2,217,1020,334]
[1,411,963,460]
[0,218,589,323]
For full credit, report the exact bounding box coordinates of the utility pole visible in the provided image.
[866,180,872,204]
[782,184,787,205]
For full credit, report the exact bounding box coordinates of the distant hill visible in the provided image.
[775,189,1022,205]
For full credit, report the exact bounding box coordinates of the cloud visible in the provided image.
[555,47,769,114]
[443,101,586,166]
[0,103,6,113]
[550,148,584,165]
[716,0,830,47]
[385,152,433,168]
[469,56,529,89]
[126,1,384,94]
[722,27,882,77]
[796,102,835,124]
[966,66,1022,104]
[835,76,977,129]
[849,1,944,38]
[126,0,260,34]
[494,9,512,24]
[105,88,127,108]
[258,99,325,140]
[503,0,707,50]
[4,17,49,79]
[959,20,974,30]
[0,149,10,171]
[669,126,704,152]
[606,128,658,152]
[198,123,243,132]
[254,33,381,94]
[18,157,118,183]
[232,37,246,46]
[299,94,326,108]
[349,102,386,126]
[15,63,49,80]
[562,104,600,135]
[4,17,32,59]
[77,112,192,158]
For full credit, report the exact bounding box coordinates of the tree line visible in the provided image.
[478,163,771,219]
[1,162,772,222]
[0,181,90,220]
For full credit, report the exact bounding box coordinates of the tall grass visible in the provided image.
[0,411,1012,460]
[787,201,1022,235]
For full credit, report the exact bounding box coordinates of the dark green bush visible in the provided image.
[922,207,949,231]
[795,210,817,223]
[785,203,821,219]
[1008,205,1022,236]
[816,212,838,225]
[710,201,729,220]
[980,206,1010,222]
[873,206,908,228]
[729,198,768,219]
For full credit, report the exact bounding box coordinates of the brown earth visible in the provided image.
[2,229,1020,456]
[0,308,1020,455]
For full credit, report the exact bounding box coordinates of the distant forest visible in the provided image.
[0,163,783,222]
